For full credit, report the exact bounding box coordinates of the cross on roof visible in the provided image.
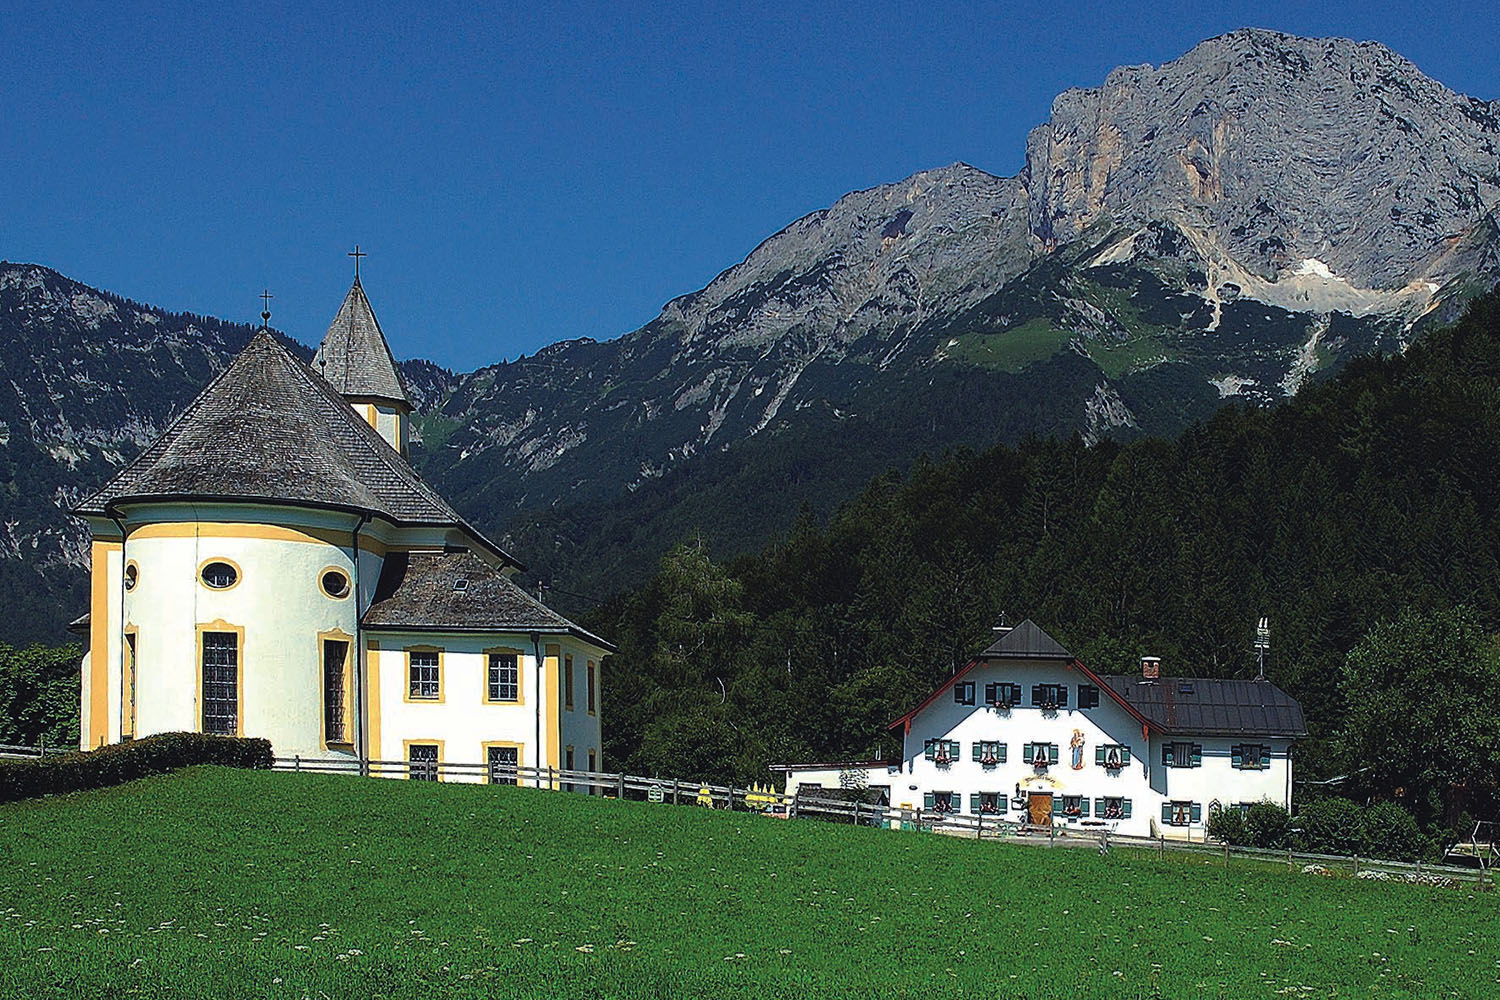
[259,288,273,326]
[349,244,366,280]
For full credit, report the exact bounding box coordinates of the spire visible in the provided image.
[259,288,273,329]
[312,271,412,411]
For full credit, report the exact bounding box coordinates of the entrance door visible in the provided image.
[1028,792,1053,827]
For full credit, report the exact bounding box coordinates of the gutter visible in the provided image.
[351,512,371,761]
[530,631,543,789]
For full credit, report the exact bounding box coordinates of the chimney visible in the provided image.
[991,612,1012,638]
[1140,656,1161,682]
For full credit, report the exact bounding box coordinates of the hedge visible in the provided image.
[0,732,273,804]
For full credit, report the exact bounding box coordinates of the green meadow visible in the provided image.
[1,767,1495,998]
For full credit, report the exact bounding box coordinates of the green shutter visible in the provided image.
[1120,746,1131,764]
[970,793,981,814]
[1191,802,1202,822]
[924,792,935,810]
[1094,797,1106,815]
[998,744,1007,763]
[1192,745,1203,767]
[925,740,936,761]
[1095,746,1106,765]
[1123,799,1132,818]
[1260,746,1271,768]
[1162,802,1173,823]
[1048,744,1059,764]
[1057,686,1068,707]
[971,741,982,761]
[1023,742,1032,760]
[1162,744,1172,766]
[1079,798,1090,817]
[949,741,960,758]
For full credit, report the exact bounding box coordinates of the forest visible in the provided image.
[589,290,1500,847]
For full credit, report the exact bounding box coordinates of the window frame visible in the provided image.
[404,646,445,703]
[564,654,575,710]
[924,738,961,763]
[1031,683,1069,709]
[1162,741,1202,768]
[1095,743,1132,768]
[483,742,521,785]
[483,647,524,705]
[404,740,444,782]
[318,566,352,600]
[586,660,597,716]
[196,621,244,736]
[197,557,242,592]
[953,681,976,706]
[1022,741,1060,768]
[971,739,1007,765]
[319,629,355,749]
[1232,743,1271,769]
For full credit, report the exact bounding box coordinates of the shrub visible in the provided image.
[1360,801,1432,862]
[0,732,273,804]
[1292,797,1365,855]
[1206,806,1250,846]
[1245,800,1290,849]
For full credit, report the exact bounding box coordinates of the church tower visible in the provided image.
[313,260,413,456]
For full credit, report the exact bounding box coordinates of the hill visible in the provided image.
[2,767,1495,998]
[5,30,1500,640]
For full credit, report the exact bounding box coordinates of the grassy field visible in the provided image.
[1,768,1496,999]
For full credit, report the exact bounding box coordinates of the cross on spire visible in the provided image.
[259,289,273,327]
[349,244,366,281]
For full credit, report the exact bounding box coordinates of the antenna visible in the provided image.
[1253,616,1271,681]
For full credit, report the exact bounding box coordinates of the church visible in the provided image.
[71,265,612,784]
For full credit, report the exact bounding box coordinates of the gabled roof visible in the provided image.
[981,620,1073,659]
[1099,675,1307,737]
[363,551,614,651]
[73,331,515,566]
[312,278,411,407]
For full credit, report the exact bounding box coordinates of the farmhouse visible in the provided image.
[70,270,612,781]
[779,619,1305,838]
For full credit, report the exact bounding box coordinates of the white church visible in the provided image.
[777,619,1305,838]
[71,268,611,784]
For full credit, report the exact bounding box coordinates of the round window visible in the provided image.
[321,569,351,599]
[124,562,139,591]
[200,561,239,589]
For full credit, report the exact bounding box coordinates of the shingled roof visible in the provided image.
[312,278,411,406]
[363,551,613,650]
[1099,675,1307,737]
[74,331,514,566]
[981,619,1072,659]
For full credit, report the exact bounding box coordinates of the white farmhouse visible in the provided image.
[780,620,1305,838]
[70,271,612,784]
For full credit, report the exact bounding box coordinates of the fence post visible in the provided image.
[1159,835,1165,860]
[1353,854,1359,876]
[617,772,625,799]
[1224,842,1229,868]
[360,755,369,778]
[295,755,301,772]
[1286,847,1293,870]
[672,779,680,805]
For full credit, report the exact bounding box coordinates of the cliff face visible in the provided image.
[5,29,1500,641]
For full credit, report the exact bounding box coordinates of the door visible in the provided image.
[1028,792,1053,826]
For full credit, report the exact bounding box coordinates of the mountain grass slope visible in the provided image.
[1,767,1495,998]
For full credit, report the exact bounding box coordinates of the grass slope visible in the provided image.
[1,768,1496,998]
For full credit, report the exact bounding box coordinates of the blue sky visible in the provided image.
[4,1,1498,372]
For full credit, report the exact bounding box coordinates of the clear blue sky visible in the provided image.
[4,1,1497,372]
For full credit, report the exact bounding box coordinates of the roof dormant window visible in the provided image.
[200,560,239,590]
[320,568,351,600]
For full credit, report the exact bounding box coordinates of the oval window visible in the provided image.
[124,562,139,591]
[200,561,238,589]
[321,569,351,599]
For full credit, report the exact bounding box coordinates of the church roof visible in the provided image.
[73,331,515,566]
[363,551,614,650]
[312,278,411,406]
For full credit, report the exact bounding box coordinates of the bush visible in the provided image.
[1245,800,1290,849]
[1206,806,1250,846]
[1360,801,1432,862]
[1292,797,1365,855]
[0,732,273,804]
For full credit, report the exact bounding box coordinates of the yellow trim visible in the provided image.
[127,521,385,554]
[87,539,119,748]
[123,560,139,593]
[195,619,246,736]
[402,739,445,781]
[402,645,445,704]
[367,640,382,761]
[482,646,526,706]
[197,556,244,592]
[587,660,597,716]
[121,627,138,739]
[545,643,561,785]
[318,629,355,750]
[318,565,353,600]
[564,654,575,711]
[480,740,525,784]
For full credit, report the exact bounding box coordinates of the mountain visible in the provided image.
[4,28,1500,642]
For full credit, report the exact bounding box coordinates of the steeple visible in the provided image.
[313,255,413,455]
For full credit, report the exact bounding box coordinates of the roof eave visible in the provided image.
[360,621,615,653]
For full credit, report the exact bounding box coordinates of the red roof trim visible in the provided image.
[886,655,1156,734]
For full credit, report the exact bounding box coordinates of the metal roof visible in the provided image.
[363,550,614,651]
[1099,675,1307,737]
